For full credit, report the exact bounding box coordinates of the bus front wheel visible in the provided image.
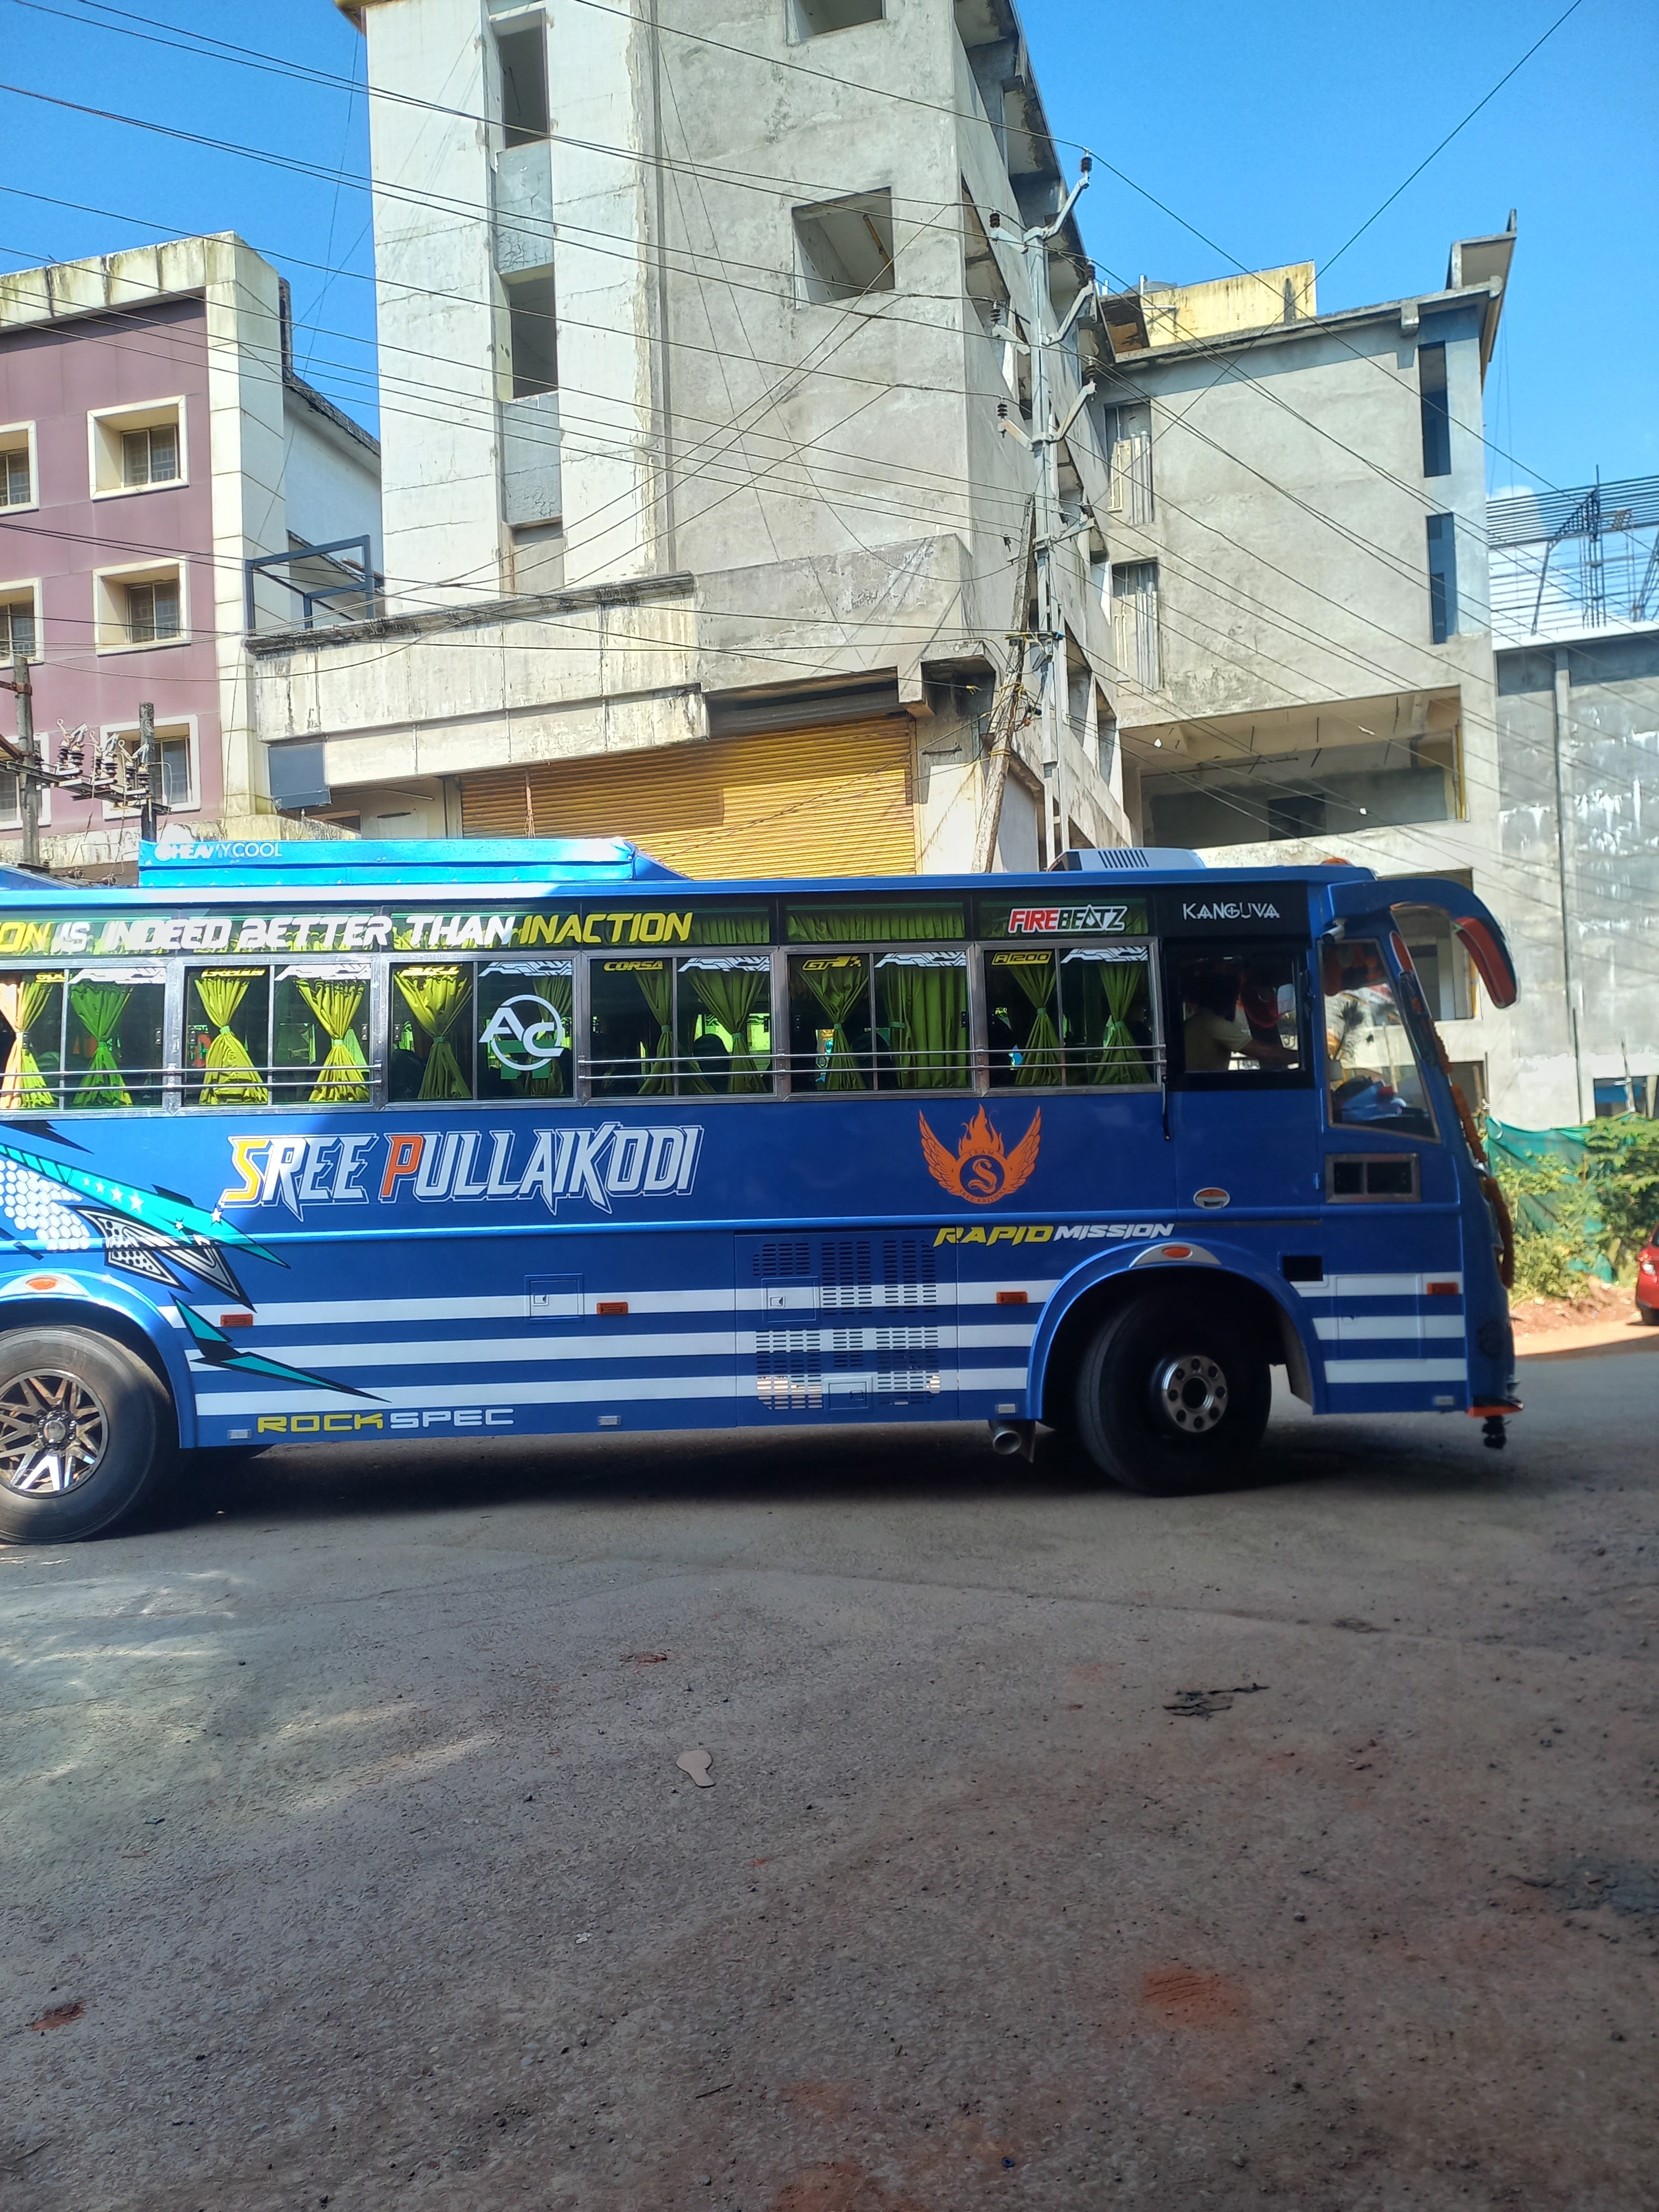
[1074,1290,1271,1496]
[0,1328,170,1546]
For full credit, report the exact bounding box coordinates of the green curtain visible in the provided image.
[699,911,769,946]
[630,967,675,1094]
[879,960,967,1089]
[395,967,472,1100]
[0,973,60,1109]
[296,979,369,1105]
[1092,961,1150,1086]
[1001,957,1062,1086]
[687,963,769,1093]
[69,981,132,1108]
[515,971,572,1098]
[788,906,964,943]
[195,969,269,1107]
[799,958,869,1091]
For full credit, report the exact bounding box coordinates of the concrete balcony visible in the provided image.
[500,388,562,527]
[493,141,554,275]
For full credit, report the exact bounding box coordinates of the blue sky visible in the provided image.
[1,0,1652,494]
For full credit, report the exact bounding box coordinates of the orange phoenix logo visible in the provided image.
[919,1105,1042,1206]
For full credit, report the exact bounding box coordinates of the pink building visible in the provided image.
[0,234,379,867]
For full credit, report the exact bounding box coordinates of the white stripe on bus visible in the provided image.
[1295,1274,1462,1300]
[184,1322,1036,1374]
[1322,1358,1469,1384]
[194,1367,1033,1416]
[1312,1316,1466,1342]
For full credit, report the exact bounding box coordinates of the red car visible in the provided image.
[1640,1226,1659,1324]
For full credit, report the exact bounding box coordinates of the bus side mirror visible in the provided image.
[1451,917,1518,1010]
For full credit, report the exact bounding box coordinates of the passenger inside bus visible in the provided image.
[1178,956,1301,1074]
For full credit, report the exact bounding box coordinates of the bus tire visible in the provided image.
[1073,1290,1271,1496]
[0,1328,170,1546]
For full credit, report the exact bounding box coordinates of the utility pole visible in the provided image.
[13,653,39,869]
[138,700,159,845]
[1004,158,1094,868]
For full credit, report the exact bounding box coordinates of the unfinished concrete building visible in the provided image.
[1094,226,1531,1116]
[1490,478,1659,1124]
[251,0,1129,875]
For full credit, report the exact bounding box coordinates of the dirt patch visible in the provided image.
[1510,1279,1634,1336]
[767,2161,927,2212]
[1140,1964,1251,2030]
[27,2002,83,2032]
[1520,1860,1659,1917]
[780,2082,859,2122]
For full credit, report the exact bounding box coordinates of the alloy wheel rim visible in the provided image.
[1151,1352,1229,1437]
[0,1371,109,1495]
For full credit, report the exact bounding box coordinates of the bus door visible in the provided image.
[1159,911,1319,1219]
[1311,928,1470,1402]
[735,1228,957,1424]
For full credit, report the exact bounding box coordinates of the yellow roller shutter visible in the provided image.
[460,718,918,878]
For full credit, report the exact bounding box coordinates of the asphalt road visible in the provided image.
[3,1345,1656,2212]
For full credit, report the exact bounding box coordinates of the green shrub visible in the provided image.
[1580,1123,1659,1274]
[1487,1117,1659,1297]
[1509,1235,1586,1302]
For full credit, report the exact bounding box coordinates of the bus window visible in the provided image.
[874,951,968,1089]
[676,955,771,1094]
[273,963,371,1105]
[64,966,165,1109]
[986,950,1062,1086]
[0,972,64,1109]
[788,954,875,1092]
[390,964,474,1102]
[1321,937,1436,1138]
[479,960,573,1099]
[1060,946,1155,1085]
[186,966,271,1107]
[787,902,965,944]
[1171,947,1303,1082]
[590,957,675,1096]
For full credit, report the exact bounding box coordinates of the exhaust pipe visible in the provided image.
[989,1420,1035,1462]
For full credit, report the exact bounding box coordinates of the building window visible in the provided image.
[1106,402,1153,523]
[93,562,187,651]
[1418,343,1451,478]
[495,18,549,145]
[125,580,180,645]
[503,269,557,398]
[0,595,36,661]
[90,399,186,498]
[1426,513,1458,643]
[791,0,883,36]
[0,425,34,510]
[121,423,179,488]
[1110,561,1160,690]
[794,190,895,304]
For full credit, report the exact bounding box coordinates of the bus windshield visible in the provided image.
[1321,937,1436,1138]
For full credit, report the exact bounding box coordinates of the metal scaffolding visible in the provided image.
[1488,473,1659,644]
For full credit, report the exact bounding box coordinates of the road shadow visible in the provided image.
[149,1384,1522,1540]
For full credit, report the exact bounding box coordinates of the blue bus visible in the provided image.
[0,838,1520,1544]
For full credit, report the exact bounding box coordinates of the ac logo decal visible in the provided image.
[919,1106,1041,1205]
[479,993,567,1076]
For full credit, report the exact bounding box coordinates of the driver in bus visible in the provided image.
[1183,964,1296,1073]
[1323,941,1410,1121]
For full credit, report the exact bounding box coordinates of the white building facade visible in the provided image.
[249,0,1132,877]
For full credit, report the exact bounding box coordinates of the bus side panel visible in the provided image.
[1294,1203,1470,1416]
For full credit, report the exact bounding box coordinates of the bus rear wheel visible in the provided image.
[1074,1290,1271,1496]
[0,1328,170,1546]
